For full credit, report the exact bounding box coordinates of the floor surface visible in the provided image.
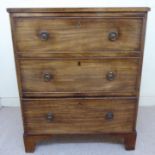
[0,106,155,155]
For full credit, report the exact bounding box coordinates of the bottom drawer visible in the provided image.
[23,98,137,134]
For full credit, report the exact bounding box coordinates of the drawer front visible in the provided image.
[14,18,142,53]
[23,98,136,134]
[20,58,139,97]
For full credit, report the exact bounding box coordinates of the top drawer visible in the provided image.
[13,17,142,56]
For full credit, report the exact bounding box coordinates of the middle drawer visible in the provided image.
[19,58,139,97]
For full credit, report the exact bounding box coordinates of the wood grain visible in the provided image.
[7,7,150,152]
[23,98,136,134]
[19,58,139,97]
[7,7,150,13]
[14,18,142,53]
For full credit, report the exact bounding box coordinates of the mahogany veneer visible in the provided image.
[8,7,150,152]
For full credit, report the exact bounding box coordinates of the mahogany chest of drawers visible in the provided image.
[8,8,150,152]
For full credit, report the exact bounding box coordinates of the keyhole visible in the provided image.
[78,102,82,105]
[78,61,81,66]
[77,21,81,28]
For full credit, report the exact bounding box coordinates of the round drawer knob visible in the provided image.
[108,31,118,41]
[46,112,54,122]
[105,112,114,120]
[106,72,115,81]
[39,31,49,41]
[43,73,53,82]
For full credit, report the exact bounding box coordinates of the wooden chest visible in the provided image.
[7,7,150,152]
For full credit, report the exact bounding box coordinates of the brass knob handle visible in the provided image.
[39,31,49,41]
[46,112,54,122]
[105,112,114,120]
[106,72,115,81]
[108,31,118,41]
[43,73,53,82]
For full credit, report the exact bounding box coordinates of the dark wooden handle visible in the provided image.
[43,73,53,82]
[46,112,54,122]
[105,112,114,120]
[108,31,118,41]
[106,72,115,81]
[39,31,49,41]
